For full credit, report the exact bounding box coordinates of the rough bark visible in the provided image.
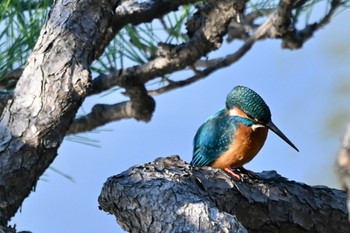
[0,0,118,225]
[99,155,350,233]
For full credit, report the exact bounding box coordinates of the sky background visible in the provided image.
[10,5,350,233]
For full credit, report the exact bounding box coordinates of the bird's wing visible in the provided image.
[191,109,237,166]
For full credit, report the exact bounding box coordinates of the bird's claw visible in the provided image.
[225,167,258,180]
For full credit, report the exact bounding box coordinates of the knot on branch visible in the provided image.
[98,155,350,233]
[122,81,155,122]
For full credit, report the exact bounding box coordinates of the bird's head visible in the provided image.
[226,85,299,152]
[226,85,271,124]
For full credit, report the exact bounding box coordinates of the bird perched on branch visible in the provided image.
[190,85,298,178]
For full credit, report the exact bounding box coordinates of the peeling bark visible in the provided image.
[99,156,350,233]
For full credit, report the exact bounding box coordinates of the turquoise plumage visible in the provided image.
[190,85,298,176]
[191,109,255,166]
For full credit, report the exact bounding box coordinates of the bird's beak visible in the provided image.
[265,121,299,152]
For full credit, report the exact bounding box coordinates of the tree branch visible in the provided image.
[0,0,119,225]
[274,0,343,49]
[91,0,344,98]
[66,88,155,135]
[99,155,350,232]
[71,0,344,134]
[73,10,265,133]
[66,102,131,135]
[139,13,274,96]
[93,0,200,60]
[1,0,345,137]
[90,0,246,96]
[67,0,246,135]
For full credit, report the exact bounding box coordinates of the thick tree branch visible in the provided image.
[0,0,119,225]
[113,0,198,25]
[90,0,246,96]
[68,80,155,135]
[99,155,350,232]
[66,102,132,135]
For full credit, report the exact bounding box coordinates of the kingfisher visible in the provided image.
[190,85,298,178]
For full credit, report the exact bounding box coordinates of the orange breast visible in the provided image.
[210,123,268,168]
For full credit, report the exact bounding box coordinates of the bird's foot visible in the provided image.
[224,167,258,180]
[233,167,258,180]
[224,168,241,179]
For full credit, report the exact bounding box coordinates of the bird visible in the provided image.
[190,85,298,178]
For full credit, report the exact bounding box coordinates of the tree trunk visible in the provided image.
[99,155,350,232]
[0,0,118,225]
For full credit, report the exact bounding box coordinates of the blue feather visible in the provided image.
[191,109,254,166]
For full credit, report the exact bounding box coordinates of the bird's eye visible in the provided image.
[246,113,254,119]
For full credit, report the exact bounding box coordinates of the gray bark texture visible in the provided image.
[0,0,119,226]
[99,155,350,233]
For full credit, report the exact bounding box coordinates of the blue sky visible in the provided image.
[11,7,350,233]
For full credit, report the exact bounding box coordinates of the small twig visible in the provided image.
[148,14,275,96]
[277,0,343,49]
[66,101,135,135]
[68,83,155,135]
